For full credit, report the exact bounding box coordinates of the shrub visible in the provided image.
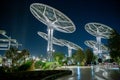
[34,60,45,69]
[18,61,32,71]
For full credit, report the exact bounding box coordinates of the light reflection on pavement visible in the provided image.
[56,66,120,80]
[56,66,92,80]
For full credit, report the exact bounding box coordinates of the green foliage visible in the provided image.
[34,60,45,69]
[18,60,32,71]
[0,66,6,73]
[85,48,94,64]
[53,52,65,65]
[73,49,86,66]
[5,47,18,65]
[20,49,30,63]
[0,56,2,64]
[42,62,60,70]
[116,57,120,66]
[53,52,64,60]
[108,30,120,64]
[3,47,30,72]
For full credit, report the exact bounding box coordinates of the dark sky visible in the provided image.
[0,0,120,57]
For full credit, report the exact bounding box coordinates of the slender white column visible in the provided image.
[47,27,54,61]
[68,47,72,57]
[8,37,11,49]
[96,36,102,58]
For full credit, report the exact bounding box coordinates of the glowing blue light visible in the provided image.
[77,67,80,80]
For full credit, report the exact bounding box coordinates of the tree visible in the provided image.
[4,47,30,72]
[20,49,30,63]
[4,47,18,67]
[73,49,86,66]
[108,30,120,64]
[85,48,94,65]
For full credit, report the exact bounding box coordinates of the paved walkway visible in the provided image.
[56,66,120,80]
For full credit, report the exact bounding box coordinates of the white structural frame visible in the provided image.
[37,31,64,46]
[60,39,83,57]
[0,39,22,50]
[0,30,11,50]
[0,30,22,50]
[85,22,113,57]
[30,3,76,61]
[37,31,65,61]
[84,40,108,57]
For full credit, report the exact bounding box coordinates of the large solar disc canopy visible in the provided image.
[37,31,64,61]
[85,22,113,56]
[30,3,76,61]
[84,40,108,56]
[37,31,64,46]
[60,39,83,57]
[85,22,114,39]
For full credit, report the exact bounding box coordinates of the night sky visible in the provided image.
[0,0,120,57]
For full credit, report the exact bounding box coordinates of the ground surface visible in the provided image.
[56,66,120,80]
[0,70,72,80]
